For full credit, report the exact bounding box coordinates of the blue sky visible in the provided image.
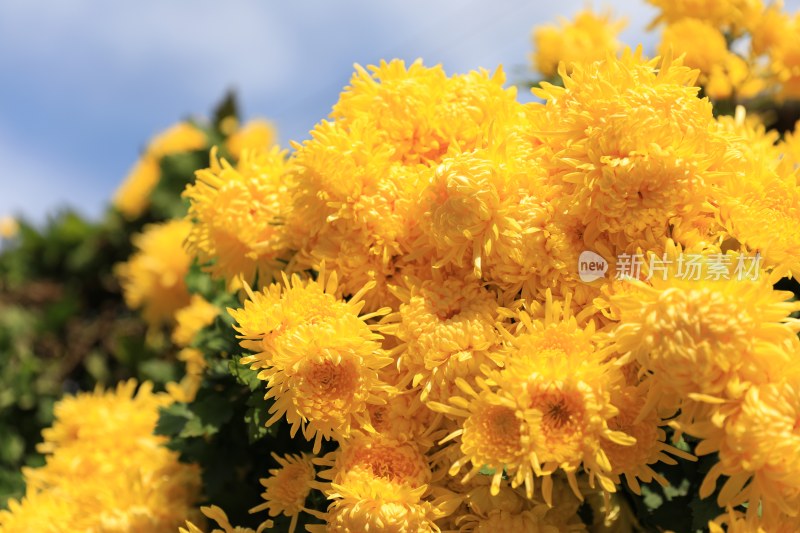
[1,0,795,223]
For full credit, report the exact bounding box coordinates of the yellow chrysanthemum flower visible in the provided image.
[602,385,696,494]
[646,0,764,34]
[365,389,438,444]
[433,294,633,501]
[694,372,800,526]
[718,161,800,279]
[310,476,445,533]
[184,147,291,286]
[324,435,432,488]
[289,60,524,311]
[532,9,626,77]
[497,296,634,496]
[613,246,800,408]
[113,157,162,221]
[760,11,800,99]
[114,219,193,329]
[658,19,762,99]
[431,379,534,498]
[660,20,728,74]
[0,381,202,533]
[532,49,729,248]
[226,119,278,158]
[331,60,520,165]
[229,269,391,452]
[384,273,503,401]
[250,453,315,533]
[113,122,207,219]
[312,434,461,532]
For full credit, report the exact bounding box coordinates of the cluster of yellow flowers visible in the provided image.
[168,48,800,531]
[7,3,798,531]
[531,1,800,101]
[0,381,203,532]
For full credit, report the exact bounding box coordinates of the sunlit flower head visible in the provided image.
[753,10,800,99]
[184,146,292,286]
[331,60,520,165]
[385,272,503,401]
[718,157,800,279]
[487,293,634,501]
[114,219,193,329]
[435,383,534,497]
[658,19,761,99]
[250,452,315,533]
[229,268,392,451]
[324,435,432,489]
[613,243,800,403]
[660,19,727,75]
[313,476,444,533]
[532,9,626,77]
[532,49,728,244]
[697,374,800,525]
[366,389,438,444]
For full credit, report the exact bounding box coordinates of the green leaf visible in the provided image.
[230,361,262,392]
[154,403,192,437]
[244,392,274,444]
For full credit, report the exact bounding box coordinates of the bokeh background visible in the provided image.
[1,0,797,224]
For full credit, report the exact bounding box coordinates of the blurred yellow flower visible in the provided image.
[658,19,762,99]
[226,119,278,158]
[532,9,626,77]
[0,215,19,239]
[647,0,764,34]
[0,381,202,533]
[115,219,193,329]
